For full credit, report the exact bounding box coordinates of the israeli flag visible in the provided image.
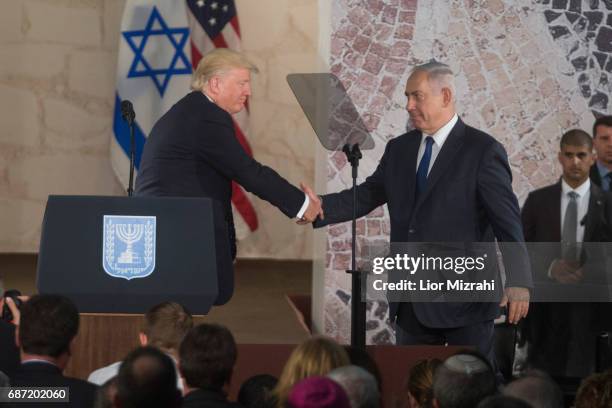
[111,1,193,188]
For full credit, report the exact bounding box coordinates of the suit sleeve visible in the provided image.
[313,142,390,228]
[193,117,304,218]
[477,141,533,288]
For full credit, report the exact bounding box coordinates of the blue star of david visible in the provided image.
[122,7,192,96]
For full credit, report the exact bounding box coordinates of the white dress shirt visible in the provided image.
[560,178,590,244]
[415,114,459,174]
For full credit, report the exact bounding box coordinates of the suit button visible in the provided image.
[409,228,415,234]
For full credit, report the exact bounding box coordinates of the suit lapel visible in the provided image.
[413,118,465,209]
[584,183,604,241]
[550,182,562,242]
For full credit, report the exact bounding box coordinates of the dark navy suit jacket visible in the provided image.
[136,92,304,303]
[315,118,532,328]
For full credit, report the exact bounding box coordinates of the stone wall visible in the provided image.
[0,0,319,260]
[323,0,612,343]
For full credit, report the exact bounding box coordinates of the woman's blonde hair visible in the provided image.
[272,336,350,407]
[191,48,258,91]
[405,358,442,408]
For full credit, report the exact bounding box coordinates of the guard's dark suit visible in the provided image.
[521,181,612,377]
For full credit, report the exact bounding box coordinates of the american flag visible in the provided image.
[186,0,259,238]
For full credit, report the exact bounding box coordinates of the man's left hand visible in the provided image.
[500,286,529,324]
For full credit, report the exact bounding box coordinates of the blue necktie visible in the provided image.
[416,136,434,197]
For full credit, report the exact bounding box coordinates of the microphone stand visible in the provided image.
[342,143,366,350]
[120,101,136,197]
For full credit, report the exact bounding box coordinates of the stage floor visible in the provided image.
[0,255,312,344]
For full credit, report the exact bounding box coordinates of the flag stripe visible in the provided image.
[211,34,228,49]
[233,121,253,156]
[113,93,147,170]
[230,15,241,38]
[232,182,259,230]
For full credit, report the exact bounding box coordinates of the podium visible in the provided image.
[36,195,233,314]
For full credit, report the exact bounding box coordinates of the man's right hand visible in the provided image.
[297,183,324,224]
[0,295,29,326]
[549,259,583,284]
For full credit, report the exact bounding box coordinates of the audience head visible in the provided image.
[93,377,117,408]
[327,365,380,408]
[140,301,193,356]
[115,346,180,408]
[574,369,612,408]
[274,336,350,407]
[238,374,278,408]
[179,323,237,392]
[17,294,79,366]
[477,395,532,408]
[558,129,594,187]
[344,345,382,392]
[405,358,442,408]
[286,376,351,408]
[502,370,563,408]
[592,115,612,166]
[432,351,496,408]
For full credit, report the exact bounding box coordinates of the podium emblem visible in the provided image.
[103,215,156,280]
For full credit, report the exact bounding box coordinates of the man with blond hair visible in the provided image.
[136,49,321,304]
[88,301,193,388]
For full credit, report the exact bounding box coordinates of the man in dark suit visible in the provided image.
[136,49,321,304]
[179,323,243,408]
[522,129,612,378]
[307,62,531,367]
[590,115,612,191]
[9,294,97,407]
[114,346,182,408]
[0,297,21,378]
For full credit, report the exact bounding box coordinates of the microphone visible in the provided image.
[120,100,135,123]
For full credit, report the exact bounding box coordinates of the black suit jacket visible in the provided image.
[8,362,98,407]
[0,320,19,378]
[136,92,304,303]
[182,388,244,408]
[521,181,612,375]
[590,164,602,188]
[521,182,612,322]
[315,118,532,328]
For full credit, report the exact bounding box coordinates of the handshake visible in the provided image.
[297,183,323,225]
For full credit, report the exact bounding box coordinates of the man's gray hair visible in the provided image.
[327,365,380,408]
[412,60,456,99]
[502,370,564,408]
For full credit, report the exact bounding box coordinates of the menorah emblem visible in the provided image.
[116,223,144,264]
[103,215,157,280]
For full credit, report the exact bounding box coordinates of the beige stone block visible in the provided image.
[24,1,101,46]
[0,199,45,252]
[8,152,123,201]
[68,50,115,100]
[0,0,25,43]
[0,44,69,79]
[0,85,40,147]
[43,98,110,140]
[267,54,321,105]
[237,0,289,51]
[287,1,318,46]
[103,0,125,49]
